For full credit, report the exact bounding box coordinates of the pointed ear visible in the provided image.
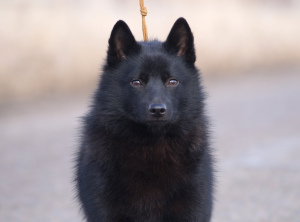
[107,20,141,66]
[164,18,196,64]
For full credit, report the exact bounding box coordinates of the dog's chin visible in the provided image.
[146,119,169,126]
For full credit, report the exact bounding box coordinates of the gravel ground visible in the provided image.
[1,68,299,222]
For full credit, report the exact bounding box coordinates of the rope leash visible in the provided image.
[139,0,148,42]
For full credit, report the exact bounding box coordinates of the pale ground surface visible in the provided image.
[1,68,300,222]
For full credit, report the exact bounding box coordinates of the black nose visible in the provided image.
[148,103,167,118]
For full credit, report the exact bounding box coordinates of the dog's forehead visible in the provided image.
[139,44,171,71]
[137,55,171,82]
[140,54,169,69]
[137,55,171,81]
[130,41,176,80]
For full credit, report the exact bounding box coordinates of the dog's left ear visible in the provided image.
[164,18,196,64]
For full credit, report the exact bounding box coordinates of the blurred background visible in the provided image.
[1,0,300,103]
[0,0,300,221]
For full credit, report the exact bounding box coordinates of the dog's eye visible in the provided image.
[168,79,179,86]
[131,79,142,87]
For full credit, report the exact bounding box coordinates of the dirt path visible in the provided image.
[1,68,299,221]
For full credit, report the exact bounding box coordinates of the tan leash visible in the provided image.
[139,0,149,42]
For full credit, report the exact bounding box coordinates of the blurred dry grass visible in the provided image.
[0,0,300,103]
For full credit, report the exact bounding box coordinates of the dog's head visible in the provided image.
[95,18,204,134]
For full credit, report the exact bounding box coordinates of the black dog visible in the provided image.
[76,17,214,222]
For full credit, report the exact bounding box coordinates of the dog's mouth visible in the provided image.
[147,119,167,122]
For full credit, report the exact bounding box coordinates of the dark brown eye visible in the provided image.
[131,79,142,87]
[168,79,179,86]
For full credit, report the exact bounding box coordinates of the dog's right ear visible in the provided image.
[107,20,141,66]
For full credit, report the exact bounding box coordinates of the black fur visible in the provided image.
[76,17,214,222]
